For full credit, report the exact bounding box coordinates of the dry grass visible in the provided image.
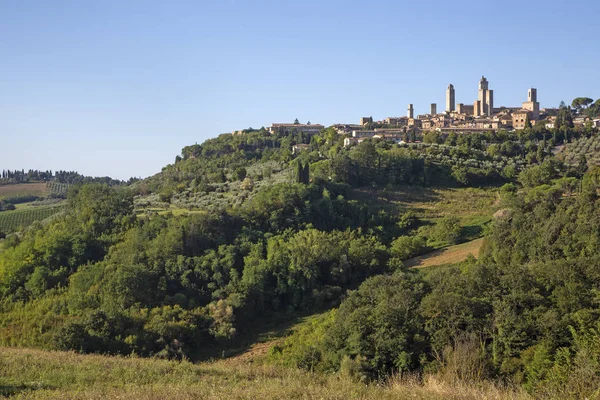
[387,375,530,400]
[405,238,484,269]
[0,347,530,400]
[0,183,48,198]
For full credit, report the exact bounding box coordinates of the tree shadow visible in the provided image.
[190,308,329,363]
[349,185,442,212]
[0,383,53,397]
[460,224,484,242]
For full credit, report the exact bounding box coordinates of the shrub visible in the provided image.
[431,216,461,245]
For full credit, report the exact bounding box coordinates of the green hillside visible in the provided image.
[2,124,600,398]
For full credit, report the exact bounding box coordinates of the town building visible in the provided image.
[268,123,324,135]
[374,128,408,134]
[456,103,474,116]
[341,75,550,137]
[573,116,591,127]
[351,130,377,138]
[385,117,408,127]
[512,111,532,130]
[360,117,373,126]
[332,124,362,134]
[522,88,540,119]
[408,118,422,128]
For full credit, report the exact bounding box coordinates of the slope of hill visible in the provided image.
[561,133,600,167]
[2,125,600,398]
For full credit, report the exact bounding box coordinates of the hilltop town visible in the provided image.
[233,76,600,147]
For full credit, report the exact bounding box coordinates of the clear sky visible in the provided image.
[1,0,599,180]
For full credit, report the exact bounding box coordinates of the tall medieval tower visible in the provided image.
[477,76,493,116]
[446,84,455,112]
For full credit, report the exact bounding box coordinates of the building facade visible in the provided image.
[360,117,373,126]
[512,111,532,130]
[268,123,324,135]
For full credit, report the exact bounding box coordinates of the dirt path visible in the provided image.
[405,238,485,269]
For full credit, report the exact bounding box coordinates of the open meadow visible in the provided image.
[0,347,530,400]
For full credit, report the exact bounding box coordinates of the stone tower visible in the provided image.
[477,76,493,116]
[446,84,455,112]
[431,103,437,115]
[528,88,537,103]
[486,90,494,115]
[523,88,540,119]
[407,104,414,119]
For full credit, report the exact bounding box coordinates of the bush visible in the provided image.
[390,235,427,260]
[431,216,461,245]
[53,322,89,351]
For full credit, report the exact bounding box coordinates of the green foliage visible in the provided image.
[431,216,462,245]
[269,311,337,372]
[571,97,594,111]
[5,123,600,398]
[324,273,428,377]
[389,235,427,260]
[269,168,600,398]
[517,159,559,188]
[295,159,309,184]
[233,167,247,181]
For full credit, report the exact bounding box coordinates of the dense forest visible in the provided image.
[1,112,600,398]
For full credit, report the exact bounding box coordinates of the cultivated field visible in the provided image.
[0,183,48,198]
[0,206,64,234]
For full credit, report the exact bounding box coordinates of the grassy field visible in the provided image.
[350,185,497,246]
[405,237,484,269]
[0,347,530,400]
[350,186,498,222]
[0,183,48,199]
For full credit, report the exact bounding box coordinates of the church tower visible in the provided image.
[523,88,540,119]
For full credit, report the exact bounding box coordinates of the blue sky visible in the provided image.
[1,0,599,180]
